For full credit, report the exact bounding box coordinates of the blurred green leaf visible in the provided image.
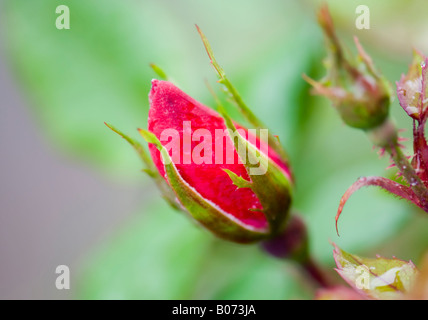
[77,201,211,299]
[210,258,311,300]
[2,0,163,179]
[77,200,312,299]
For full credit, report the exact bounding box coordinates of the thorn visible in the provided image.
[377,148,385,157]
[335,217,340,237]
[386,163,396,170]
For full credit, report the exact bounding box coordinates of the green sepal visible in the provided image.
[222,169,252,189]
[149,63,170,81]
[196,25,289,162]
[217,107,293,236]
[105,123,180,210]
[138,129,269,243]
[105,122,156,176]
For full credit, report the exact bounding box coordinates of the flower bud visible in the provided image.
[396,50,428,121]
[304,5,392,130]
[141,79,293,243]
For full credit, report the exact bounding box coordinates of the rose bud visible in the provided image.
[139,79,293,243]
[304,5,392,130]
[396,50,428,121]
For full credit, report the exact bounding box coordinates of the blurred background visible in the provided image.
[1,0,428,299]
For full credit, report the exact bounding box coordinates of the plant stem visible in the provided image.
[261,214,332,289]
[387,143,428,210]
[368,119,428,210]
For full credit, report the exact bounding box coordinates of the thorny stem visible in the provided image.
[368,119,428,210]
[388,143,428,210]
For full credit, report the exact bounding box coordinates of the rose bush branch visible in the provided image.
[305,5,428,233]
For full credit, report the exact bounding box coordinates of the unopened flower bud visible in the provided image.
[141,80,293,243]
[397,50,428,121]
[305,5,392,130]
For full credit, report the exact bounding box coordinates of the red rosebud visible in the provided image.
[142,79,292,243]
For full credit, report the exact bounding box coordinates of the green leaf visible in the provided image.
[333,244,419,300]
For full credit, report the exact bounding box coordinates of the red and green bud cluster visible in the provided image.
[305,6,428,233]
[335,50,428,230]
[397,51,428,182]
[305,5,392,130]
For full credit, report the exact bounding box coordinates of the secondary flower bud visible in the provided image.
[334,51,428,233]
[397,50,428,121]
[305,5,392,130]
[143,80,293,243]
